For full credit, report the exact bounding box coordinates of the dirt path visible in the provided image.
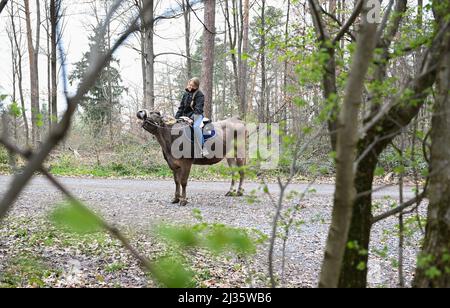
[0,175,422,287]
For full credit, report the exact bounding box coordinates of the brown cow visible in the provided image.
[137,110,247,206]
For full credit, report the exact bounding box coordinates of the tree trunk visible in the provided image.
[414,18,450,288]
[140,22,147,107]
[143,0,154,110]
[319,4,378,288]
[260,0,266,123]
[338,0,444,288]
[238,0,249,119]
[182,0,192,79]
[50,0,59,125]
[201,0,216,119]
[224,0,240,111]
[308,0,338,150]
[283,0,291,133]
[46,4,51,130]
[338,140,378,288]
[24,0,41,146]
[222,16,227,118]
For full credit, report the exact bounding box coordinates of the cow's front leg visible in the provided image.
[172,169,181,204]
[179,165,192,206]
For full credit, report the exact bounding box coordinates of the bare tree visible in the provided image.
[144,0,155,110]
[50,0,62,125]
[7,0,29,145]
[238,0,250,119]
[223,0,240,112]
[260,0,267,122]
[0,0,159,281]
[182,0,192,79]
[200,0,216,118]
[24,0,41,146]
[282,0,291,130]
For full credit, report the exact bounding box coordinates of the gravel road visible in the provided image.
[0,175,423,287]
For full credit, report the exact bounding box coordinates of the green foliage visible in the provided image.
[357,261,367,271]
[156,222,259,256]
[0,146,8,165]
[50,201,102,234]
[152,210,264,287]
[105,262,127,273]
[425,266,442,279]
[0,254,56,288]
[8,101,22,118]
[69,26,126,137]
[152,256,195,288]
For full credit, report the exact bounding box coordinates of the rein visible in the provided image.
[142,119,191,132]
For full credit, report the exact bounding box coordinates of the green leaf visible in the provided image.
[205,226,255,254]
[50,201,102,234]
[394,165,406,175]
[293,97,306,107]
[425,267,442,279]
[37,113,44,128]
[241,53,250,61]
[153,256,194,288]
[375,167,385,177]
[9,102,22,118]
[328,151,337,160]
[157,225,199,248]
[357,261,366,271]
[192,209,203,222]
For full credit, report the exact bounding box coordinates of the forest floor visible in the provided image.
[0,175,425,288]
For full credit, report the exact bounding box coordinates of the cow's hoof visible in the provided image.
[237,189,244,197]
[180,199,188,207]
[225,191,237,197]
[171,198,180,204]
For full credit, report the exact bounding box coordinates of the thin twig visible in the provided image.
[0,136,155,274]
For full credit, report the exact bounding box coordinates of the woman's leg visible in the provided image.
[193,114,204,158]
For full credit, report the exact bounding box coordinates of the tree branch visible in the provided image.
[0,0,145,221]
[0,0,8,14]
[332,0,362,44]
[0,136,155,274]
[308,0,328,42]
[372,192,426,225]
[154,52,201,62]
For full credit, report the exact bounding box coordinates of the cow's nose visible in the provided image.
[137,110,148,120]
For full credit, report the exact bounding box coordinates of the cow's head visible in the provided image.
[137,110,163,135]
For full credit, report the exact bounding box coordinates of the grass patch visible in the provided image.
[0,253,59,288]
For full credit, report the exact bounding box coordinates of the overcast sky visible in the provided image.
[0,1,209,108]
[1,0,417,113]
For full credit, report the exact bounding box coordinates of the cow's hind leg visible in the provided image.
[236,158,246,197]
[226,158,238,196]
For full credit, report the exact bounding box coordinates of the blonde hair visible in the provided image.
[189,77,200,88]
